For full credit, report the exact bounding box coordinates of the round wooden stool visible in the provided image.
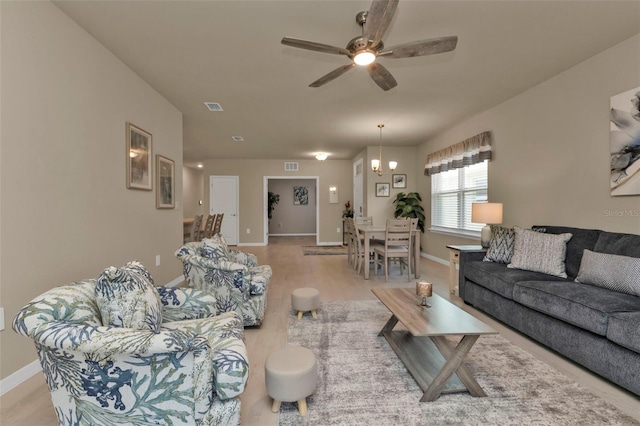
[265,346,317,416]
[291,287,321,320]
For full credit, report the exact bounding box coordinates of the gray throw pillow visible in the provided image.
[483,225,515,264]
[507,226,573,278]
[575,249,640,297]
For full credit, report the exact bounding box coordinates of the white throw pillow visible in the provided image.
[507,226,572,278]
[575,249,640,297]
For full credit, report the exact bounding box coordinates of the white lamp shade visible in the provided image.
[388,161,397,171]
[371,159,380,171]
[471,203,503,224]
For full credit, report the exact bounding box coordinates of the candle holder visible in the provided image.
[416,281,432,308]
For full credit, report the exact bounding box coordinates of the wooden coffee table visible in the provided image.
[372,287,497,401]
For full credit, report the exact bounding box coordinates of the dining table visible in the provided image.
[356,223,421,280]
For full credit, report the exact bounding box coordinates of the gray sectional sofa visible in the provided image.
[459,225,640,396]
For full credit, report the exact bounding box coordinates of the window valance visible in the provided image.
[424,131,492,176]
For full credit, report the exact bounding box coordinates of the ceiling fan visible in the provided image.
[281,0,458,91]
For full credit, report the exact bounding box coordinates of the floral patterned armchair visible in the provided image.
[175,238,271,327]
[13,279,249,426]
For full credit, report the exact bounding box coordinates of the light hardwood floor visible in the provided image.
[2,236,639,425]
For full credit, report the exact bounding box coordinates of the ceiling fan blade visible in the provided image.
[281,37,350,56]
[379,36,458,59]
[309,64,355,88]
[367,63,397,91]
[363,0,399,48]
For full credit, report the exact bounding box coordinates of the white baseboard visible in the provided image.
[421,252,450,266]
[164,275,184,288]
[268,233,316,237]
[317,241,344,246]
[237,242,267,247]
[0,359,41,397]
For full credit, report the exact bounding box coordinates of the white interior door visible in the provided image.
[209,176,239,245]
[354,158,364,217]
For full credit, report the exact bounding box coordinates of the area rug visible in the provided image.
[279,300,638,426]
[301,245,348,256]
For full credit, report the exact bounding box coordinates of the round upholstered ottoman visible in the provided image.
[265,346,317,416]
[291,287,321,320]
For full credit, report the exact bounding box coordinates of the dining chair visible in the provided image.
[203,214,217,239]
[344,218,356,266]
[354,222,382,275]
[189,215,204,242]
[373,219,412,282]
[212,213,224,236]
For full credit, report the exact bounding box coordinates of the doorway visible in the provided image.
[264,176,319,245]
[209,176,239,245]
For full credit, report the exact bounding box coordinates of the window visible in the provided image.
[431,161,488,236]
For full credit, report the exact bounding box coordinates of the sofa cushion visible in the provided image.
[464,261,569,300]
[483,225,515,264]
[607,311,640,354]
[249,265,271,295]
[95,261,162,332]
[508,226,572,278]
[593,231,640,258]
[202,234,230,261]
[532,226,601,279]
[576,249,640,297]
[513,280,640,336]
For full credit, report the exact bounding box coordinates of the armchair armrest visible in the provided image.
[157,286,217,322]
[228,250,257,267]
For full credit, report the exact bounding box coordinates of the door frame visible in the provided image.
[263,176,319,245]
[209,175,239,245]
[353,157,364,218]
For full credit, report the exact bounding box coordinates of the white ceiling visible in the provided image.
[53,1,640,165]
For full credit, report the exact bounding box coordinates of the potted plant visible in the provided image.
[268,191,280,222]
[392,192,425,232]
[342,201,354,218]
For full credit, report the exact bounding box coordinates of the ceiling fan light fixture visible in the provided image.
[353,50,376,66]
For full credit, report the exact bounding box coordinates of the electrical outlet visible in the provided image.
[156,255,161,266]
[246,228,250,234]
[337,227,341,233]
[0,307,4,331]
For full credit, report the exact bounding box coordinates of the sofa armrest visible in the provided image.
[458,250,486,300]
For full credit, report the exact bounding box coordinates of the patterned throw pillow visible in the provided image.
[576,249,640,297]
[507,226,573,278]
[95,261,162,332]
[202,234,230,261]
[483,225,515,264]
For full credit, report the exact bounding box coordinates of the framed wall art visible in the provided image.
[156,155,175,209]
[293,186,309,205]
[610,86,640,196]
[392,174,407,189]
[126,122,153,190]
[376,182,390,197]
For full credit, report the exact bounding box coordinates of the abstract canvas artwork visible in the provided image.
[293,186,309,205]
[610,87,640,196]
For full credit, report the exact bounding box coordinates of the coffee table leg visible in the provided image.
[378,314,399,336]
[420,335,483,401]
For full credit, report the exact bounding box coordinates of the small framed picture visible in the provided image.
[376,182,390,197]
[126,122,153,190]
[392,174,407,189]
[156,155,175,209]
[293,186,309,205]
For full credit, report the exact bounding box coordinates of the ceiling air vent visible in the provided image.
[284,162,299,172]
[231,136,245,142]
[204,102,223,112]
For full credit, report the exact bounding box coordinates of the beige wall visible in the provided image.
[366,146,419,225]
[417,33,640,261]
[182,166,205,218]
[0,2,184,380]
[268,179,317,235]
[198,159,352,244]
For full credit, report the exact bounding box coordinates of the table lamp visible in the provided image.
[471,202,503,248]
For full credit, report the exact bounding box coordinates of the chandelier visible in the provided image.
[371,124,397,176]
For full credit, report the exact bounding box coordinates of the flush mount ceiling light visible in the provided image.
[315,153,328,161]
[196,163,204,168]
[371,124,397,176]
